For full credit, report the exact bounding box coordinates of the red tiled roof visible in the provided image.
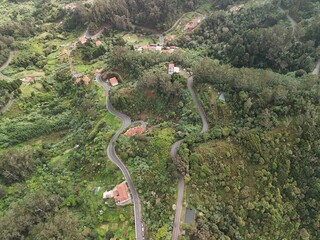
[102,72,108,80]
[161,49,174,54]
[79,36,87,44]
[114,182,130,203]
[25,76,35,82]
[95,40,102,47]
[94,69,101,76]
[109,77,119,86]
[124,126,145,137]
[166,35,175,41]
[83,76,91,85]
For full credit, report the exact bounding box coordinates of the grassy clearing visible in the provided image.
[1,100,23,118]
[20,82,44,97]
[0,129,66,155]
[122,33,153,45]
[12,70,45,79]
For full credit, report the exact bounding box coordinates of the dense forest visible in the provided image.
[186,59,320,238]
[177,0,320,73]
[90,0,201,30]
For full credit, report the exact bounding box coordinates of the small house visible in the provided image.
[83,76,91,85]
[124,126,145,137]
[109,77,119,87]
[94,69,101,76]
[184,208,196,224]
[168,64,175,74]
[95,40,102,47]
[75,77,81,84]
[78,36,87,45]
[219,93,226,103]
[103,181,131,206]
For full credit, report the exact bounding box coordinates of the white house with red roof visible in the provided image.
[168,63,175,74]
[168,64,180,75]
[103,181,131,206]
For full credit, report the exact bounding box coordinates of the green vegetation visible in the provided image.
[177,58,320,239]
[1,0,320,239]
[178,0,320,73]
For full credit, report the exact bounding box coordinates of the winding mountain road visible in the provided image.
[96,75,144,240]
[0,51,15,113]
[0,96,14,114]
[312,60,320,75]
[171,77,209,240]
[278,5,298,42]
[84,28,104,40]
[187,77,209,134]
[0,51,14,81]
[0,51,14,71]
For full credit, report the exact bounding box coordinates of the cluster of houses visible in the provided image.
[135,44,177,53]
[78,36,102,47]
[75,75,91,85]
[57,29,105,84]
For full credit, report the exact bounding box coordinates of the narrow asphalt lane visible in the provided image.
[187,77,209,133]
[171,141,184,240]
[96,75,144,240]
[0,96,13,114]
[172,77,209,240]
[0,51,14,81]
[0,51,14,71]
[312,59,320,75]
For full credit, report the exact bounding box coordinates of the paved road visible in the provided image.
[0,94,13,114]
[96,74,144,240]
[0,52,14,113]
[187,77,209,133]
[0,51,14,81]
[278,5,298,43]
[171,140,184,240]
[0,51,14,71]
[312,60,320,75]
[171,77,209,240]
[84,28,104,40]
